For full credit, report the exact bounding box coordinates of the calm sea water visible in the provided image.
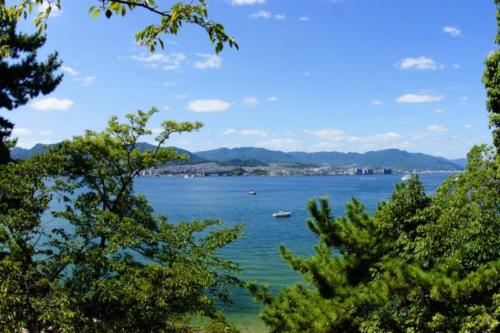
[135,173,453,332]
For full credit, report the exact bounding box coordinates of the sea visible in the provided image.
[135,172,455,332]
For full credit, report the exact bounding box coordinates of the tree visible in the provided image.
[0,7,62,164]
[483,0,500,151]
[0,108,243,331]
[249,2,500,331]
[9,0,238,54]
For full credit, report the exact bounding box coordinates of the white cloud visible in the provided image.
[194,54,222,70]
[267,96,278,102]
[464,123,472,128]
[62,66,78,76]
[372,100,383,106]
[299,16,309,21]
[243,96,258,107]
[397,56,439,71]
[304,129,361,142]
[426,124,448,133]
[30,97,73,111]
[452,64,461,69]
[434,108,446,113]
[231,0,265,5]
[257,138,302,151]
[163,106,171,110]
[396,94,444,104]
[222,129,237,135]
[224,129,271,137]
[239,129,270,137]
[187,99,231,113]
[443,26,461,37]
[250,10,271,19]
[305,128,407,152]
[61,66,95,86]
[130,52,187,71]
[12,128,32,137]
[249,10,285,21]
[75,76,96,86]
[40,130,52,136]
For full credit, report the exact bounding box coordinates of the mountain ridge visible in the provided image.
[11,144,464,170]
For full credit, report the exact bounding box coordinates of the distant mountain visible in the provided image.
[196,147,464,170]
[288,149,462,170]
[135,143,207,164]
[450,158,467,168]
[196,147,296,164]
[11,143,57,159]
[11,142,207,164]
[10,144,464,170]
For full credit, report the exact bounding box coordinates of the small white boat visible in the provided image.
[272,210,292,218]
[401,174,414,181]
[248,189,257,195]
[184,174,194,179]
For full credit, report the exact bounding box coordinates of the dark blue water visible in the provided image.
[135,173,453,331]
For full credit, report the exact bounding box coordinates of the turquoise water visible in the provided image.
[135,173,453,332]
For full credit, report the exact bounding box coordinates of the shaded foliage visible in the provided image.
[250,147,499,333]
[0,109,243,332]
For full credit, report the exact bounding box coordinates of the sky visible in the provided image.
[5,0,498,158]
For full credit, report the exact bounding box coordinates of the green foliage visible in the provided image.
[0,108,243,331]
[8,0,238,54]
[0,7,62,164]
[483,0,500,150]
[250,146,499,332]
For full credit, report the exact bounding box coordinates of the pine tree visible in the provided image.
[0,7,62,164]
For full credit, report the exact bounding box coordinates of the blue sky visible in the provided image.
[7,0,497,158]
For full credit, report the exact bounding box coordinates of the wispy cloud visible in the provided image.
[130,52,187,71]
[61,66,96,86]
[257,138,302,151]
[426,124,448,133]
[250,10,271,19]
[250,10,286,20]
[267,96,278,102]
[299,16,309,22]
[187,99,231,113]
[194,54,222,70]
[397,56,440,71]
[61,66,78,76]
[304,129,361,142]
[223,129,271,137]
[30,97,73,111]
[396,94,444,104]
[305,129,406,152]
[443,26,461,37]
[243,96,258,107]
[75,76,96,86]
[372,100,383,106]
[231,0,265,5]
[12,128,32,137]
